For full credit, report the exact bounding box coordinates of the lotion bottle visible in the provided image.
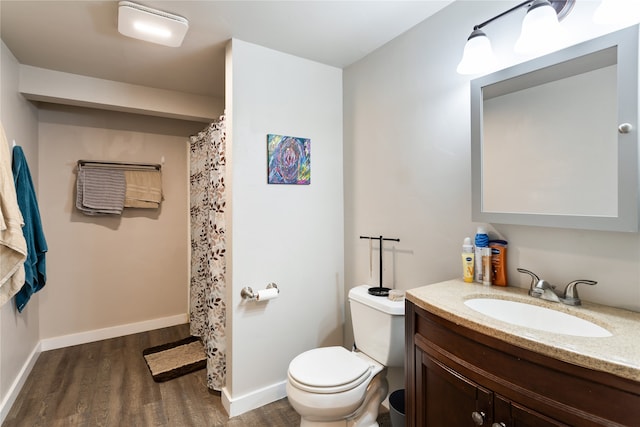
[489,240,508,286]
[462,237,474,283]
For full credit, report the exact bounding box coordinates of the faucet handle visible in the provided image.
[517,268,540,296]
[562,280,597,306]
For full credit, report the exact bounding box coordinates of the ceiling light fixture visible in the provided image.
[457,0,574,75]
[118,1,189,47]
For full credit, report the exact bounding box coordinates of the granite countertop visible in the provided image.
[406,280,640,382]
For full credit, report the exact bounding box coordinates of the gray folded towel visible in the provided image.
[76,167,126,215]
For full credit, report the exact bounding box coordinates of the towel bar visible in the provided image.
[77,160,161,171]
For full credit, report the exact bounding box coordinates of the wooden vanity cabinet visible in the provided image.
[405,300,640,427]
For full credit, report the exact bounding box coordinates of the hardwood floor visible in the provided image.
[2,324,392,427]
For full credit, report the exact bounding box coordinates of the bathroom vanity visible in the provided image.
[405,281,640,426]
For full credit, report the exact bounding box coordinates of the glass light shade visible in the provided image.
[594,0,640,26]
[457,29,497,75]
[515,0,568,55]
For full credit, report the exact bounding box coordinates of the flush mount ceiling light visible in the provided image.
[118,1,189,47]
[457,0,575,75]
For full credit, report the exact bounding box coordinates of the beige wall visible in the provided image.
[37,104,203,339]
[0,41,40,416]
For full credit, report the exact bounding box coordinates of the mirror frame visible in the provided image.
[471,25,639,232]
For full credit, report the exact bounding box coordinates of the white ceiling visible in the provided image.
[0,1,452,99]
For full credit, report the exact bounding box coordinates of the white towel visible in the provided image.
[0,123,27,306]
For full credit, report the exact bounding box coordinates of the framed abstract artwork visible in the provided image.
[267,134,310,185]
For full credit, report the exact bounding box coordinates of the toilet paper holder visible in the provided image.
[241,282,279,300]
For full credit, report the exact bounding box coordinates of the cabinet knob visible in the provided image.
[492,423,507,427]
[618,123,633,134]
[471,411,486,425]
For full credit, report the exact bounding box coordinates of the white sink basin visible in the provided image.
[464,298,612,338]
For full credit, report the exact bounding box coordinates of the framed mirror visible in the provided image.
[471,25,639,232]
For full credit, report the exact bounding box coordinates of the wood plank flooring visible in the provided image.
[2,324,392,427]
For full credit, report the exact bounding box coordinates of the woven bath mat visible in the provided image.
[143,336,206,382]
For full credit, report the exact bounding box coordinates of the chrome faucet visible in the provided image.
[530,279,561,302]
[517,268,597,306]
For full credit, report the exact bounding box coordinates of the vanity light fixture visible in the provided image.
[514,0,569,54]
[457,0,574,75]
[456,29,497,75]
[593,0,640,26]
[118,1,189,47]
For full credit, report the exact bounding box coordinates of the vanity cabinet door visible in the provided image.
[421,350,493,426]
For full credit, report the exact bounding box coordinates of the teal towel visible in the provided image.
[12,146,47,312]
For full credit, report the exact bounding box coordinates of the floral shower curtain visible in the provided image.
[189,116,226,391]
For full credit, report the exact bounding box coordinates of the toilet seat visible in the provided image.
[288,346,373,394]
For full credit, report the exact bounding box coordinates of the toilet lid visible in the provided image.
[288,346,371,391]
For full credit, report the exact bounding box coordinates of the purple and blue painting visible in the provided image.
[267,134,310,185]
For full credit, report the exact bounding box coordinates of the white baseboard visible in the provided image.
[222,380,288,418]
[0,341,41,425]
[40,313,188,351]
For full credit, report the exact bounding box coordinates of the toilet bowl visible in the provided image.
[286,285,405,427]
[286,347,388,427]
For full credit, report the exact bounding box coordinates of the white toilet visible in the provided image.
[286,285,405,427]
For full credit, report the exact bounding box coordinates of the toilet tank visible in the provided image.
[348,285,405,367]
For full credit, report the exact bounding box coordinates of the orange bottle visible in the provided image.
[489,240,508,286]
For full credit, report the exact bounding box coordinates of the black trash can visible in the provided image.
[389,389,405,427]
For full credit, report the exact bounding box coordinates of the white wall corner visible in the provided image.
[221,381,287,418]
[0,341,41,425]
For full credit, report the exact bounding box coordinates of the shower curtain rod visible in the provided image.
[77,160,162,171]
